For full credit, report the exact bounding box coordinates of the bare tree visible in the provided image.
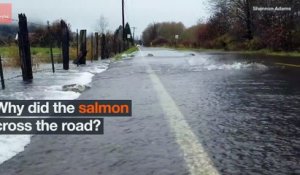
[98,15,109,34]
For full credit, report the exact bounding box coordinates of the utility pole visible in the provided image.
[122,0,125,40]
[76,29,79,58]
[132,27,136,43]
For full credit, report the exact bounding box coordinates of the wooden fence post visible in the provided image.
[76,29,79,58]
[95,32,99,60]
[18,14,33,81]
[73,30,87,65]
[79,30,87,64]
[47,21,55,73]
[91,33,94,62]
[113,36,117,54]
[61,20,69,70]
[0,56,5,89]
[101,34,106,60]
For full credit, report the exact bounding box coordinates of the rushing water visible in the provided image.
[137,48,300,174]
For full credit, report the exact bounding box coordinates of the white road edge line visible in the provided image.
[138,47,219,175]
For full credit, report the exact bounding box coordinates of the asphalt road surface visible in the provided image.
[0,47,299,175]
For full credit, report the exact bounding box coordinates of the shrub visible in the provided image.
[211,34,234,50]
[244,37,265,50]
[152,37,170,46]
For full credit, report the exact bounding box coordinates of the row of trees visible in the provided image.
[31,19,135,58]
[30,21,73,47]
[0,21,72,47]
[33,16,135,51]
[0,24,42,45]
[0,14,135,46]
[142,22,185,46]
[142,0,300,51]
[0,15,135,59]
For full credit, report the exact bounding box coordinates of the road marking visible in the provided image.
[275,63,300,68]
[138,47,219,175]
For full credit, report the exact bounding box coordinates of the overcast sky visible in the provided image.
[6,0,212,37]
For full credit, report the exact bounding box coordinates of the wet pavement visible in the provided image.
[0,47,299,175]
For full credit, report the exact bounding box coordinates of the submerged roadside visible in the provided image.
[0,59,110,165]
[0,46,138,166]
[168,46,300,59]
[155,46,300,69]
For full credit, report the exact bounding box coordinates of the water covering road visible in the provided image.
[0,47,299,175]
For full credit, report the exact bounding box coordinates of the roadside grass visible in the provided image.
[114,46,138,61]
[0,45,78,67]
[240,49,300,57]
[0,46,20,66]
[0,44,139,66]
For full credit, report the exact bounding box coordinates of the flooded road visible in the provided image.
[0,47,299,174]
[0,61,109,164]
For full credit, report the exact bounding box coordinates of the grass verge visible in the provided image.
[0,45,78,67]
[114,46,138,61]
